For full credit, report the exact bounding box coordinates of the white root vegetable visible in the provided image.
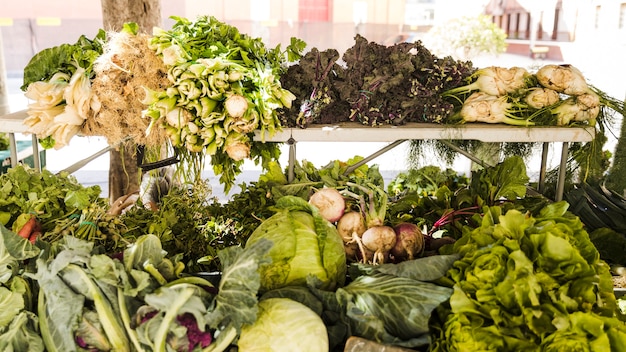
[362,226,397,265]
[536,64,590,96]
[523,87,560,109]
[309,188,346,223]
[337,211,367,261]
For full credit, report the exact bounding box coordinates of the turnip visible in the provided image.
[308,187,346,223]
[337,210,367,262]
[362,226,396,265]
[344,182,395,264]
[390,222,425,262]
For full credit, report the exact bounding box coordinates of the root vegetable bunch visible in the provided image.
[444,64,624,128]
[339,182,397,265]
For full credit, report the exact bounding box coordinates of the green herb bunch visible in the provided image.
[0,165,105,233]
[143,15,305,192]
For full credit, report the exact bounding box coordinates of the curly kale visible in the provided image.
[337,35,476,125]
[279,48,349,127]
[280,35,475,126]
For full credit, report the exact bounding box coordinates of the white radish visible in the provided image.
[362,226,397,265]
[309,188,346,223]
[337,211,367,261]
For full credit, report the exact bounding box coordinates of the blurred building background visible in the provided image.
[2,0,625,75]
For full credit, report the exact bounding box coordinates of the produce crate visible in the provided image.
[0,140,46,174]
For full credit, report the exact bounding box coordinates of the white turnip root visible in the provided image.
[390,222,424,262]
[337,211,366,242]
[337,210,368,262]
[309,187,346,223]
[362,226,396,265]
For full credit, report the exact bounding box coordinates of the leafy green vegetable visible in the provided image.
[0,165,104,233]
[205,239,272,331]
[469,155,529,205]
[246,196,346,292]
[237,297,329,352]
[432,202,626,351]
[279,34,475,126]
[308,254,457,349]
[21,29,106,91]
[0,311,44,352]
[1,224,40,285]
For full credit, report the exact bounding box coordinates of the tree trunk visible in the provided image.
[100,0,162,203]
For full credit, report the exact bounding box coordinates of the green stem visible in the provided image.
[117,287,145,352]
[63,264,130,352]
[38,289,58,352]
[154,287,195,352]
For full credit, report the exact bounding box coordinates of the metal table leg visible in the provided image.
[555,142,569,201]
[31,134,41,171]
[538,142,549,194]
[8,132,17,167]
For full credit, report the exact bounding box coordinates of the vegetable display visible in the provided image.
[2,155,626,351]
[9,14,626,352]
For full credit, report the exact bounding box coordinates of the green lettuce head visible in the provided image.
[245,196,346,292]
[237,297,328,352]
[540,311,626,352]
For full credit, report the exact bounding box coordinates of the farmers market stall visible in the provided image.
[2,14,626,352]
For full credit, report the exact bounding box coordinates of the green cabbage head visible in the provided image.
[237,297,329,352]
[245,196,346,292]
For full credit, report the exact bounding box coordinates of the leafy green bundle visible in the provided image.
[21,30,106,91]
[0,165,104,233]
[431,202,626,351]
[279,34,475,127]
[144,15,305,191]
